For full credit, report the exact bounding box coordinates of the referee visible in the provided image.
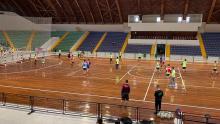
[154,85,163,114]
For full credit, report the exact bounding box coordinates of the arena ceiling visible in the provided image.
[0,0,220,24]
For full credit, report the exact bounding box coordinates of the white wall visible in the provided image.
[0,15,51,31]
[0,12,220,33]
[128,23,201,31]
[128,39,200,46]
[204,24,220,32]
[42,24,127,32]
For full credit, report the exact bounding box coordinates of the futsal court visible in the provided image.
[0,55,219,121]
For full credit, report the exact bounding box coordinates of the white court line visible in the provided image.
[178,67,186,91]
[66,68,82,76]
[70,75,116,81]
[128,71,149,80]
[1,84,220,111]
[0,62,62,75]
[185,84,220,90]
[119,65,137,81]
[143,68,156,101]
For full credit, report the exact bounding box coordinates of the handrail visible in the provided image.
[1,91,220,123]
[92,32,107,53]
[26,31,36,51]
[120,32,131,53]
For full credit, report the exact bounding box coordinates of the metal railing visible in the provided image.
[0,92,220,123]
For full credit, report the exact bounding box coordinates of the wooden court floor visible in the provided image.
[0,55,220,119]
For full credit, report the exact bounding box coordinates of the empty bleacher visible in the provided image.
[97,32,127,52]
[77,32,104,52]
[170,45,201,56]
[51,31,66,37]
[125,44,152,53]
[0,32,7,47]
[54,32,83,52]
[32,32,50,50]
[131,31,197,40]
[202,33,220,57]
[7,31,31,49]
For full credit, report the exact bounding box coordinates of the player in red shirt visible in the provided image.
[121,80,130,106]
[165,64,172,77]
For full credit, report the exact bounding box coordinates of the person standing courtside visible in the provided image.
[154,85,163,114]
[110,53,113,64]
[121,80,130,106]
[181,59,187,72]
[115,57,120,70]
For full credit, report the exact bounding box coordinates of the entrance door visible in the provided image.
[156,44,165,59]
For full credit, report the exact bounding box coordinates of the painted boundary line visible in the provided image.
[143,68,156,101]
[119,65,137,81]
[0,84,220,111]
[0,62,62,75]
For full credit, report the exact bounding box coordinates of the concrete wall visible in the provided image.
[40,23,128,32]
[0,12,219,33]
[204,24,220,32]
[128,39,200,46]
[0,15,51,31]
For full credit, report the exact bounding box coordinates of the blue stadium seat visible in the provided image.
[170,45,201,56]
[77,32,104,52]
[125,44,151,53]
[97,32,127,52]
[202,33,220,57]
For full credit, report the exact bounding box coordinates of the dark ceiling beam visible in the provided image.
[86,0,95,23]
[115,0,123,23]
[160,0,165,20]
[36,0,55,17]
[183,0,189,19]
[74,0,86,23]
[137,0,142,14]
[105,0,114,23]
[56,0,70,23]
[58,0,74,23]
[64,0,78,23]
[10,0,34,16]
[46,0,61,22]
[95,0,104,23]
[213,9,220,15]
[10,0,26,16]
[27,0,42,17]
[207,0,217,23]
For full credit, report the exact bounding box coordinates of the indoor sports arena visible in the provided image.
[0,0,220,124]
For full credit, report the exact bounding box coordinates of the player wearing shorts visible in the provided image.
[165,64,171,77]
[121,80,130,105]
[71,55,74,66]
[170,67,176,88]
[82,60,88,74]
[58,50,61,59]
[182,59,187,72]
[212,61,218,74]
[67,52,71,60]
[34,54,37,65]
[156,61,160,72]
[119,52,122,61]
[115,57,120,70]
[41,57,45,66]
[87,59,91,72]
[110,54,113,64]
[160,57,165,68]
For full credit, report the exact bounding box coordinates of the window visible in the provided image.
[178,17,183,23]
[134,15,140,22]
[186,16,190,23]
[156,17,161,22]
